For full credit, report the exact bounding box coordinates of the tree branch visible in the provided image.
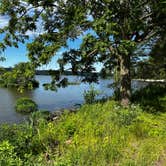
[86,49,97,57]
[140,13,153,21]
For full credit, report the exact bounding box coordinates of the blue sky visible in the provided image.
[0,38,102,71]
[1,43,28,68]
[0,13,82,69]
[0,14,102,71]
[0,38,83,69]
[0,33,103,71]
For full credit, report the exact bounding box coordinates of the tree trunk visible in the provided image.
[120,54,131,106]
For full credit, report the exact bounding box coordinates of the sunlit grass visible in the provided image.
[0,99,166,165]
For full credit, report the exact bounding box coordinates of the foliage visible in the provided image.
[15,97,38,114]
[0,99,166,165]
[148,33,166,79]
[0,56,6,62]
[0,0,165,105]
[133,33,166,80]
[0,141,22,166]
[132,84,166,113]
[110,104,141,126]
[131,1,166,80]
[28,110,50,126]
[83,85,100,104]
[0,62,39,92]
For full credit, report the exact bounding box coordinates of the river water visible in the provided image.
[0,75,147,123]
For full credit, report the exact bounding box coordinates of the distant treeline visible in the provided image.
[4,67,101,76]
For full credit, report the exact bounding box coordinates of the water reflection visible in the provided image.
[0,87,33,123]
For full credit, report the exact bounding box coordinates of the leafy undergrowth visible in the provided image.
[0,100,166,166]
[132,84,166,113]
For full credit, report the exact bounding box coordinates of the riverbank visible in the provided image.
[0,97,166,165]
[133,79,166,83]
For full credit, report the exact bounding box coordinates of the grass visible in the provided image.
[0,98,166,165]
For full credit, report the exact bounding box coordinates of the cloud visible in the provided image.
[25,30,43,37]
[0,15,9,28]
[0,15,43,37]
[0,0,43,37]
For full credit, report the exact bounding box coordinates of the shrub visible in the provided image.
[28,110,50,126]
[83,85,100,104]
[15,98,38,114]
[0,63,39,92]
[132,84,166,113]
[0,141,22,166]
[110,104,141,127]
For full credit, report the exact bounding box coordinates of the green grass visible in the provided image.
[0,99,166,166]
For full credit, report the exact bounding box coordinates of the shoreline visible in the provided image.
[133,79,166,83]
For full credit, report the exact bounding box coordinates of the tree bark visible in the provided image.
[120,54,131,106]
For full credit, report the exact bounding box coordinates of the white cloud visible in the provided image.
[0,0,44,36]
[0,15,43,37]
[0,15,9,28]
[25,30,42,37]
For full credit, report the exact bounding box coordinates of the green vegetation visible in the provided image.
[0,0,165,106]
[83,85,101,104]
[0,63,39,92]
[0,89,166,165]
[0,0,165,165]
[15,98,38,114]
[132,84,166,113]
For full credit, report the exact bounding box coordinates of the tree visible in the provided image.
[0,62,39,92]
[131,0,166,80]
[149,34,166,79]
[0,0,164,106]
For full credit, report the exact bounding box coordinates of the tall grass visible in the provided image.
[0,100,166,165]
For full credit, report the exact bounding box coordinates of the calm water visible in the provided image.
[0,75,147,123]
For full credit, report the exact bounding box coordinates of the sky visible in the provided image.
[0,33,102,71]
[0,15,93,71]
[0,36,83,70]
[1,43,28,68]
[0,14,103,71]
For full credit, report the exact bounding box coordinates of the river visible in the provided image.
[0,75,147,123]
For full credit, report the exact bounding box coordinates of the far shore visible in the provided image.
[1,68,166,83]
[133,79,166,83]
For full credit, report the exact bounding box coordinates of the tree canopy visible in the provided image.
[0,62,39,92]
[0,0,165,105]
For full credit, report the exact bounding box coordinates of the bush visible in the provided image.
[132,84,166,113]
[83,85,100,104]
[0,141,22,166]
[15,98,38,114]
[28,110,50,126]
[110,104,141,127]
[0,63,39,91]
